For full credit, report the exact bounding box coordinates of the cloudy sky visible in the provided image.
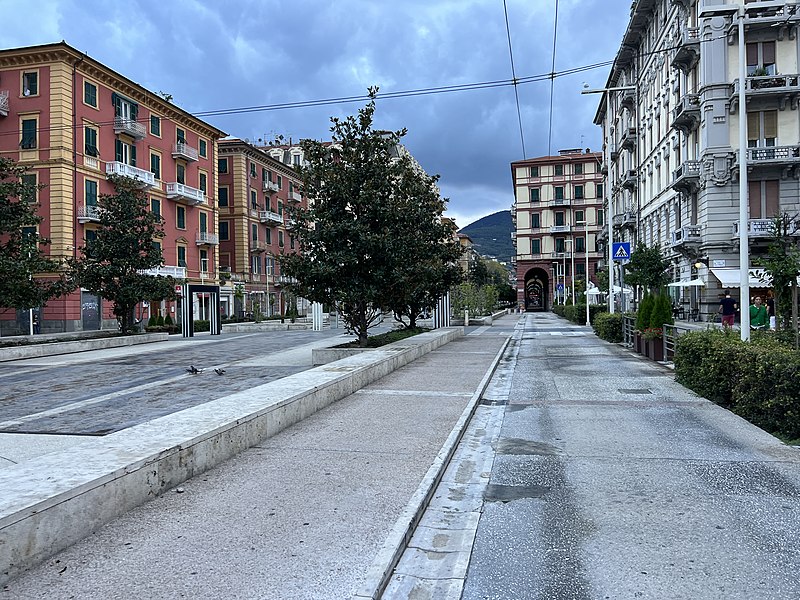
[2,0,630,228]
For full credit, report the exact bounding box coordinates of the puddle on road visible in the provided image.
[495,438,561,456]
[484,483,550,502]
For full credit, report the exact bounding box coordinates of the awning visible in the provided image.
[612,285,634,295]
[667,278,705,287]
[710,268,770,288]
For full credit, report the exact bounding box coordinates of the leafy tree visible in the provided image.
[636,294,654,331]
[283,91,458,344]
[756,213,800,340]
[0,157,73,312]
[624,243,671,293]
[650,294,674,330]
[67,176,177,334]
[387,166,463,328]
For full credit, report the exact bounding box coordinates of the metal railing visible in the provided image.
[113,116,146,139]
[172,142,199,162]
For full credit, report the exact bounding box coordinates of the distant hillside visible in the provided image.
[459,210,514,263]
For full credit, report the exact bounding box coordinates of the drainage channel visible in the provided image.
[378,326,522,598]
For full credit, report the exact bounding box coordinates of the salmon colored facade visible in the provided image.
[217,139,307,318]
[0,42,225,334]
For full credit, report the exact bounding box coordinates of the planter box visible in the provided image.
[644,337,664,362]
[312,347,373,365]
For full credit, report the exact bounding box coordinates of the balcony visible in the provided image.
[619,126,637,151]
[609,142,620,160]
[139,265,186,278]
[196,232,219,246]
[289,191,302,203]
[747,144,800,168]
[550,252,572,259]
[250,240,268,253]
[263,180,280,194]
[612,211,637,229]
[113,116,146,140]
[166,182,206,206]
[76,205,101,223]
[620,87,636,111]
[172,142,199,162]
[0,90,8,117]
[732,218,800,239]
[259,210,283,225]
[106,161,156,189]
[670,27,700,74]
[671,93,701,134]
[670,225,701,248]
[671,160,702,194]
[549,225,571,233]
[731,74,800,112]
[621,169,638,191]
[273,275,296,286]
[735,1,800,37]
[549,197,571,206]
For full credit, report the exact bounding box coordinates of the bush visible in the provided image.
[164,314,173,326]
[147,315,157,327]
[156,315,165,327]
[593,312,622,343]
[636,294,654,331]
[560,303,607,325]
[194,319,210,332]
[650,294,674,329]
[674,328,800,440]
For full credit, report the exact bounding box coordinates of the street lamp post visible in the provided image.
[699,4,749,341]
[582,85,637,315]
[577,219,590,325]
[570,235,576,306]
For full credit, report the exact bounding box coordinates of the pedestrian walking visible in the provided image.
[718,290,737,328]
[749,296,768,330]
[32,313,40,335]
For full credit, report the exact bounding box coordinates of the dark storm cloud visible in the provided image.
[2,0,630,226]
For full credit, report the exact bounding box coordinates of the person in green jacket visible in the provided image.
[749,296,768,330]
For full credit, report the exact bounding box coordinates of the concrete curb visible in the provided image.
[0,333,169,363]
[0,327,463,585]
[221,322,313,332]
[354,335,512,599]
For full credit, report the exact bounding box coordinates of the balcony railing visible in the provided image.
[612,211,637,228]
[670,27,700,73]
[196,232,219,246]
[259,210,283,225]
[620,87,635,111]
[76,205,101,223]
[670,225,701,247]
[0,90,8,117]
[671,93,701,134]
[550,252,572,258]
[746,144,800,166]
[106,161,156,188]
[172,142,199,162]
[113,116,146,140]
[549,197,572,206]
[289,191,302,203]
[732,218,800,239]
[671,160,702,193]
[250,240,268,253]
[621,169,638,190]
[263,180,280,194]
[619,126,637,151]
[166,182,206,206]
[139,265,186,278]
[274,275,297,286]
[549,225,571,233]
[731,75,800,112]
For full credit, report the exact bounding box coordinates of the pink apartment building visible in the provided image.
[0,42,225,333]
[511,149,605,311]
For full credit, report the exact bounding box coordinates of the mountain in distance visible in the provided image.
[458,210,514,263]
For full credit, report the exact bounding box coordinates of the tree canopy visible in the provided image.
[282,91,462,343]
[0,157,73,312]
[624,242,671,293]
[67,176,177,333]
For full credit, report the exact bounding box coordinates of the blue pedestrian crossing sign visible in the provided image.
[612,242,631,262]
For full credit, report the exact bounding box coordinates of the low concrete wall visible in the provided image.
[0,327,463,585]
[221,322,313,333]
[312,346,371,365]
[0,333,169,363]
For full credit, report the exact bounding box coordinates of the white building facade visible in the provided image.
[596,0,800,318]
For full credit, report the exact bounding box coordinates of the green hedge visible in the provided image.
[553,304,606,325]
[592,312,623,343]
[194,319,210,332]
[675,329,800,440]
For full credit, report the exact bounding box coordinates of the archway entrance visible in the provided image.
[524,268,549,312]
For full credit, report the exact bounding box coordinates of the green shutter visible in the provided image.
[85,180,97,207]
[21,119,36,149]
[130,144,137,167]
[130,103,138,121]
[112,92,121,117]
[115,139,123,163]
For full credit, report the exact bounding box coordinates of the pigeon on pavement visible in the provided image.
[214,368,226,376]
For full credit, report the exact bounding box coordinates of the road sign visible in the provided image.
[556,283,564,292]
[612,242,631,262]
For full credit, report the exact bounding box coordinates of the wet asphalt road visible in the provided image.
[0,329,345,436]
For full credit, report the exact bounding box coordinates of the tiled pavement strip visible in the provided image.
[2,318,514,599]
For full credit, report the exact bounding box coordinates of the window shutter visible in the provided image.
[748,180,761,218]
[746,43,758,67]
[763,42,776,66]
[130,103,138,121]
[112,93,121,117]
[765,180,779,217]
[115,139,124,163]
[130,144,137,167]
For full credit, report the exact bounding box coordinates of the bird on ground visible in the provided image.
[186,365,203,374]
[214,368,226,376]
